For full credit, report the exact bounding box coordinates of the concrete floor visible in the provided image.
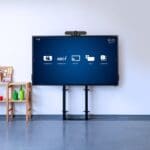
[0,120,150,150]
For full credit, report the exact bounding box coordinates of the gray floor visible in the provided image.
[0,120,150,150]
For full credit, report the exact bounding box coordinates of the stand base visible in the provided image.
[62,85,90,120]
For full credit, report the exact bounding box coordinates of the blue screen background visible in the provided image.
[32,36,119,85]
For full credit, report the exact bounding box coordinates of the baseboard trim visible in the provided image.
[0,115,62,120]
[1,115,150,121]
[90,115,150,120]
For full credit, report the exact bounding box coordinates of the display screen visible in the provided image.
[32,36,119,85]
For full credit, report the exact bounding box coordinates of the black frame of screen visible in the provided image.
[32,35,119,86]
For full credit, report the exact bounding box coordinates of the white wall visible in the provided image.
[0,0,150,115]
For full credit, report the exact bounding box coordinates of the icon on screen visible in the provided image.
[107,38,116,44]
[57,56,67,62]
[85,55,95,62]
[100,55,107,61]
[71,55,80,62]
[43,56,53,62]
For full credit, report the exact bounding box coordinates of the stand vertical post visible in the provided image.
[63,85,67,120]
[85,85,89,120]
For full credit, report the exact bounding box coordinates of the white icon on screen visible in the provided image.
[71,55,80,62]
[85,55,95,62]
[100,55,107,61]
[43,56,53,62]
[107,38,116,44]
[57,56,67,61]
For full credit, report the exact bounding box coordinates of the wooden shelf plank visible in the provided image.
[0,101,7,103]
[9,82,27,86]
[0,98,7,102]
[9,99,26,103]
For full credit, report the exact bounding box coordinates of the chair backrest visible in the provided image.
[0,66,13,82]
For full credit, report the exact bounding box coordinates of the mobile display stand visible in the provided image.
[62,31,90,120]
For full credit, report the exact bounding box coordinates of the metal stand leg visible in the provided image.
[62,85,90,120]
[63,85,67,120]
[85,85,89,120]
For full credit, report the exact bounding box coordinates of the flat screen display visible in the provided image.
[32,36,119,85]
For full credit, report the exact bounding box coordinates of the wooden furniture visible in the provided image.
[0,66,32,122]
[0,82,9,121]
[0,66,13,121]
[7,82,32,122]
[0,66,13,82]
